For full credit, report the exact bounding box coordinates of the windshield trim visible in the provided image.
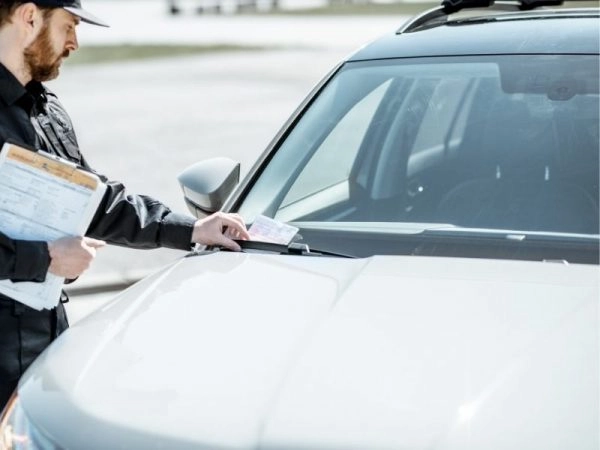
[291,221,600,242]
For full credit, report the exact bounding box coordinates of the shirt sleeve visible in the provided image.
[85,180,196,251]
[0,231,50,282]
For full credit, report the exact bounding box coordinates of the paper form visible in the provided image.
[248,215,299,245]
[0,142,106,310]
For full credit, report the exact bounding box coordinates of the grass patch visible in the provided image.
[65,44,267,65]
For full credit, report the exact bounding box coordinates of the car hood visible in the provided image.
[20,252,599,449]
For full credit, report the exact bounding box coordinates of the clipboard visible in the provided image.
[0,142,107,310]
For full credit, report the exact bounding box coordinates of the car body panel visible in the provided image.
[19,253,599,449]
[261,256,599,450]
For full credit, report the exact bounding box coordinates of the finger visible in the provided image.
[83,237,106,248]
[220,213,246,229]
[216,235,242,252]
[220,216,250,240]
[225,227,243,239]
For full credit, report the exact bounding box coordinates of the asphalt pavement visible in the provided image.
[53,0,409,320]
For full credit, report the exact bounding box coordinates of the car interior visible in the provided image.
[274,59,599,237]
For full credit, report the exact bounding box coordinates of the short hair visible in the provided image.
[0,2,54,28]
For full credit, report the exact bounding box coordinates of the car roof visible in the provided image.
[349,7,600,61]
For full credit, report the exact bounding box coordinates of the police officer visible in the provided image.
[0,0,249,410]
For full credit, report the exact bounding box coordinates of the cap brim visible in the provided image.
[63,6,109,27]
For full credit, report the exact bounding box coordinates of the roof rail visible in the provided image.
[397,0,595,33]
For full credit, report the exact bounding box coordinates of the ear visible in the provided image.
[15,2,44,41]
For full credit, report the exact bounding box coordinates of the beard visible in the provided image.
[24,23,69,82]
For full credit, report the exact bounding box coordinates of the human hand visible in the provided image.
[191,212,250,251]
[47,236,106,279]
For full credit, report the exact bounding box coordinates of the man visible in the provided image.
[0,0,249,410]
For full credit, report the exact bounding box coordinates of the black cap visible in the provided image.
[32,0,109,27]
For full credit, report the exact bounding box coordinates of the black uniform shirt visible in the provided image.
[0,64,52,282]
[0,63,196,287]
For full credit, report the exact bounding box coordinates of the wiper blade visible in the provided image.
[232,239,356,258]
[421,227,599,244]
[415,227,599,264]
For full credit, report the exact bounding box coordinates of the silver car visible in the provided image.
[1,0,598,449]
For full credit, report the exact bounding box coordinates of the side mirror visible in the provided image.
[177,157,240,218]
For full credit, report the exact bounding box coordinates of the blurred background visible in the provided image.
[58,0,436,320]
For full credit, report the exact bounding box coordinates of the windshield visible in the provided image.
[238,55,599,262]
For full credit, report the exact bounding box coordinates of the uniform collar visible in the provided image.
[0,63,27,107]
[0,63,47,112]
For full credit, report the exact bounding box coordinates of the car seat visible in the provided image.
[436,97,599,234]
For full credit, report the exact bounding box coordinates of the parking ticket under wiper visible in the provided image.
[248,215,299,245]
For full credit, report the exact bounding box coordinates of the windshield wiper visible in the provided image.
[231,239,356,258]
[420,227,599,244]
[413,228,599,264]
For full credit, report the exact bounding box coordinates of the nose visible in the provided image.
[66,30,79,52]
